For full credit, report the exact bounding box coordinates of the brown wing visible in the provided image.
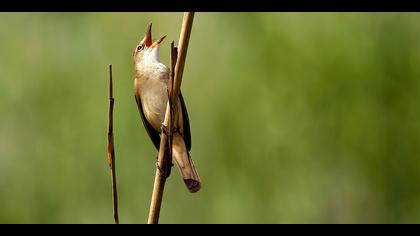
[134,94,161,150]
[179,92,191,151]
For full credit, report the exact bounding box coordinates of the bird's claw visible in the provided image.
[161,124,170,136]
[161,124,180,135]
[173,127,179,134]
[155,161,173,178]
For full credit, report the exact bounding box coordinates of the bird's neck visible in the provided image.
[136,51,168,80]
[144,48,161,64]
[136,49,165,72]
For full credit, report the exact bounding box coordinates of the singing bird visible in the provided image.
[133,24,201,193]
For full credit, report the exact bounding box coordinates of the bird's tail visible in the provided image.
[172,133,201,193]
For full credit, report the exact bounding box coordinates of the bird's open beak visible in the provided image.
[150,35,167,48]
[144,23,153,47]
[142,23,166,48]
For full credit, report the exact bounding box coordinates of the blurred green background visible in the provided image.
[1,12,420,223]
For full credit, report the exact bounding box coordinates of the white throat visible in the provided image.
[143,47,161,64]
[136,47,168,78]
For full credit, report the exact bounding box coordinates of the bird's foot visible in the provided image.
[161,124,170,136]
[160,124,180,136]
[173,126,179,134]
[155,160,173,178]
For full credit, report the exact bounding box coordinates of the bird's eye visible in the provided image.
[137,45,143,50]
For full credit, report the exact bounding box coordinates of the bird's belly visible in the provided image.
[141,85,168,131]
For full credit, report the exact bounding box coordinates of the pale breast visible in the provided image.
[141,80,168,130]
[135,64,170,131]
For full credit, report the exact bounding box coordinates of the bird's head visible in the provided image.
[133,23,166,68]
